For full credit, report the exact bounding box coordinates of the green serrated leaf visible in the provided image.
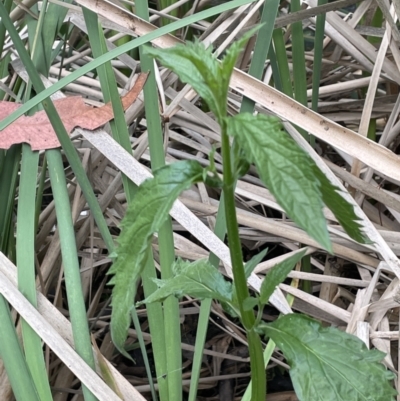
[244,248,268,279]
[259,314,397,401]
[312,166,370,244]
[144,28,259,122]
[138,258,233,304]
[259,249,306,305]
[144,42,224,120]
[227,113,332,252]
[108,160,205,354]
[242,296,259,311]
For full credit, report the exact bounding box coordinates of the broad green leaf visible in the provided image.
[244,248,268,279]
[259,249,306,305]
[144,28,258,121]
[138,258,233,304]
[259,314,397,401]
[144,42,224,120]
[227,113,331,252]
[313,166,370,244]
[242,296,259,311]
[108,160,205,355]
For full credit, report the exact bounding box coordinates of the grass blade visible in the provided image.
[46,149,97,401]
[136,3,183,400]
[0,296,41,401]
[17,145,53,401]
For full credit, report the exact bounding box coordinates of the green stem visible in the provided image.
[0,297,40,401]
[220,122,265,400]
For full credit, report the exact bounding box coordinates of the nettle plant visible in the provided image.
[108,32,396,401]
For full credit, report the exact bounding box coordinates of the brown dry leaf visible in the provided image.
[0,72,148,151]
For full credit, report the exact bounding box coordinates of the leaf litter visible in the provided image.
[0,73,147,150]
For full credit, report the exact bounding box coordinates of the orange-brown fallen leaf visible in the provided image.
[0,73,148,150]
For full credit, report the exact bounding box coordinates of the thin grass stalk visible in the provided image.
[0,151,5,174]
[35,156,47,230]
[311,0,327,113]
[159,0,178,27]
[0,2,115,253]
[0,145,20,255]
[188,208,227,401]
[267,46,283,91]
[290,0,309,142]
[0,296,41,401]
[300,250,312,293]
[131,307,158,401]
[136,3,182,400]
[17,145,53,401]
[16,6,61,399]
[46,149,97,401]
[83,11,164,399]
[141,258,169,400]
[301,0,328,294]
[39,0,71,74]
[27,0,50,78]
[272,29,292,96]
[0,0,13,57]
[291,0,307,107]
[241,0,279,112]
[0,0,259,129]
[82,8,135,163]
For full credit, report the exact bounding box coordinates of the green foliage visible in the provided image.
[244,248,268,279]
[110,31,394,401]
[138,258,233,304]
[313,166,370,244]
[144,28,258,122]
[259,314,397,401]
[227,113,333,251]
[259,250,306,305]
[108,160,207,354]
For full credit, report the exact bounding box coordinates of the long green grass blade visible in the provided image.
[310,0,328,148]
[0,296,41,401]
[0,146,19,256]
[272,28,292,96]
[0,0,12,57]
[131,307,158,401]
[188,206,227,401]
[16,3,62,398]
[136,3,182,400]
[46,149,97,401]
[291,0,308,108]
[141,258,169,400]
[83,9,166,401]
[290,0,309,141]
[241,0,280,112]
[17,145,53,401]
[159,0,178,27]
[311,0,327,112]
